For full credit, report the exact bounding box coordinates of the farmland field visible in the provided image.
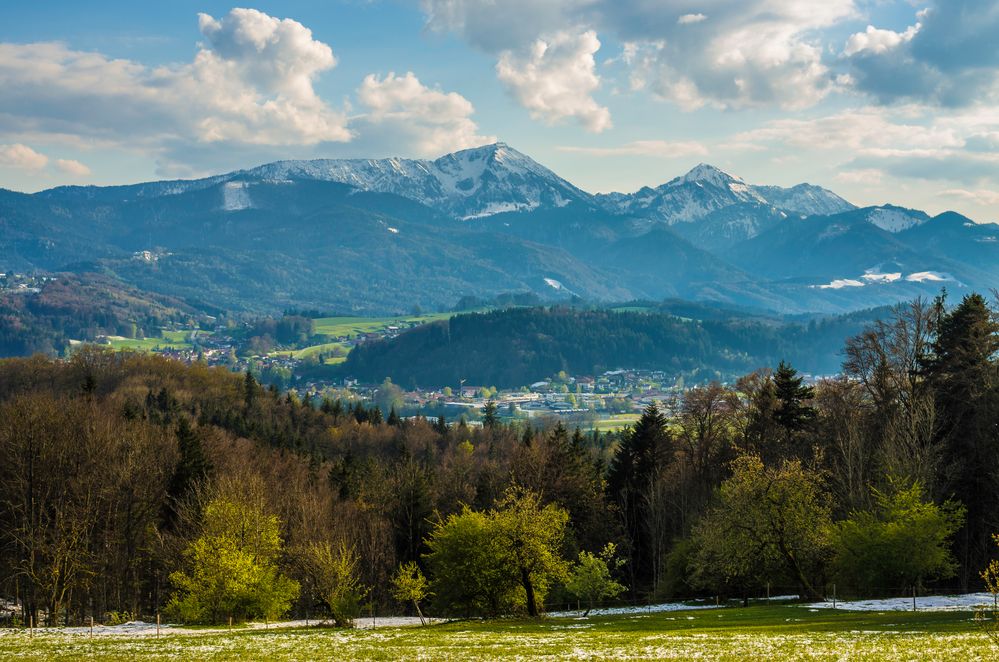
[103,330,195,352]
[311,312,454,339]
[2,604,995,661]
[590,413,642,431]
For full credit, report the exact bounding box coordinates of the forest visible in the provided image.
[0,292,997,628]
[338,305,882,388]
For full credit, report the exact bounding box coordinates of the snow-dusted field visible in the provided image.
[807,593,996,612]
[550,601,721,618]
[16,615,440,638]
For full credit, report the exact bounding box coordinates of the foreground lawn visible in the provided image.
[2,605,996,661]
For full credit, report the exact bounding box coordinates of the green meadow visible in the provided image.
[3,604,995,661]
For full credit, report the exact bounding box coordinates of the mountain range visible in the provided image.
[1,142,995,315]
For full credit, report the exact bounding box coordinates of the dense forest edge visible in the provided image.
[337,305,885,388]
[1,292,998,628]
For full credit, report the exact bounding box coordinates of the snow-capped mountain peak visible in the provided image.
[863,205,929,233]
[674,163,744,188]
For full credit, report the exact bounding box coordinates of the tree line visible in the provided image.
[0,292,996,627]
[338,305,879,388]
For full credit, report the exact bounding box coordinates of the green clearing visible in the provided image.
[590,413,642,431]
[311,312,454,339]
[268,312,457,362]
[271,341,350,361]
[104,330,195,352]
[1,605,993,661]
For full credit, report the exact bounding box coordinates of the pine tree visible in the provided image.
[923,293,999,584]
[482,401,499,428]
[606,403,671,588]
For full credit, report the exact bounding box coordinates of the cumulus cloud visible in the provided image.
[834,168,883,184]
[677,14,707,25]
[940,188,999,206]
[843,24,918,57]
[733,106,999,186]
[843,0,999,106]
[0,9,350,175]
[0,143,48,171]
[556,140,707,158]
[423,0,858,111]
[54,158,90,176]
[496,31,611,132]
[355,72,494,156]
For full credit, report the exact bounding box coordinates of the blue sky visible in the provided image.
[1,1,998,221]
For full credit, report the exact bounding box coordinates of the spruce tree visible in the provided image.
[923,293,999,584]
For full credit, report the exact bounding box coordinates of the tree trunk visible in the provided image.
[521,567,538,617]
[413,599,425,626]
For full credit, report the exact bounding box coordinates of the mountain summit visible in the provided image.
[234,142,589,220]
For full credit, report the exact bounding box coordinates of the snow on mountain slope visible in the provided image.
[596,164,855,231]
[864,206,928,233]
[239,143,589,220]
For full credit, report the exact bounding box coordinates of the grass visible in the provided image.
[590,413,641,431]
[104,330,195,352]
[268,312,457,363]
[311,313,454,340]
[4,604,993,660]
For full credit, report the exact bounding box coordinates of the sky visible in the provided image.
[1,1,997,221]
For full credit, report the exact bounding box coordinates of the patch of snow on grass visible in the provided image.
[806,593,995,612]
[550,601,721,618]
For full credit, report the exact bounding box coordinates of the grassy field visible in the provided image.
[4,604,993,661]
[312,313,454,340]
[590,413,642,431]
[104,330,195,352]
[268,312,456,364]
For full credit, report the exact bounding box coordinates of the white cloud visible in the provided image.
[0,143,47,171]
[841,1,999,107]
[557,140,707,158]
[940,188,999,206]
[834,168,883,184]
[424,0,858,111]
[0,9,351,175]
[843,24,919,57]
[355,72,494,156]
[677,14,707,25]
[54,158,90,176]
[496,30,611,132]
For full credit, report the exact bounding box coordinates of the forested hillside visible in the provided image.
[339,306,882,388]
[1,292,997,628]
[0,273,200,357]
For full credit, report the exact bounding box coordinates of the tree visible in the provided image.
[565,543,626,616]
[391,562,431,625]
[425,488,570,617]
[607,403,671,589]
[376,378,404,417]
[492,487,570,617]
[922,293,999,584]
[163,417,211,529]
[167,492,299,624]
[301,540,368,627]
[772,361,817,460]
[425,506,520,616]
[831,480,964,595]
[691,455,832,601]
[482,401,499,428]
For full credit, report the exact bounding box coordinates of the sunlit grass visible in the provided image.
[3,604,993,661]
